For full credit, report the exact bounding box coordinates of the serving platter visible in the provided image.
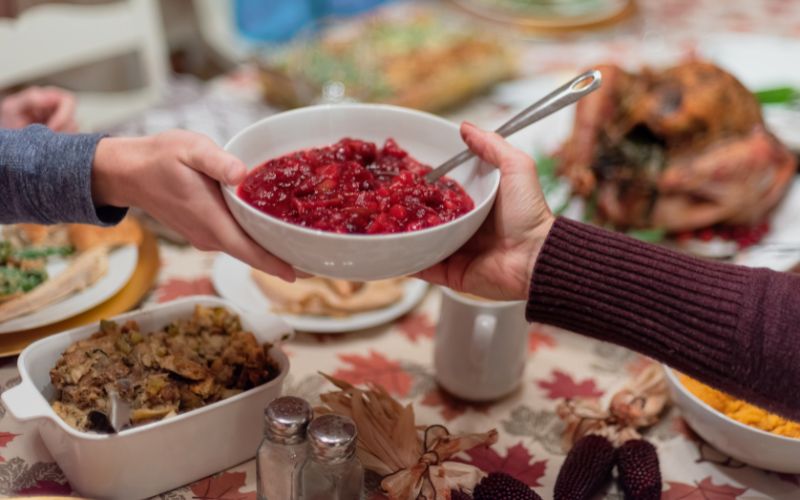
[453,33,800,274]
[0,228,160,357]
[212,253,429,333]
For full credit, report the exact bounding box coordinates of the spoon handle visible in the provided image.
[425,69,603,183]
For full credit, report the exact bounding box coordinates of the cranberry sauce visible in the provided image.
[237,138,475,234]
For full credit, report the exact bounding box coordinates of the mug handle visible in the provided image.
[470,314,497,380]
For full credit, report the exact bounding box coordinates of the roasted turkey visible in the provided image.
[557,61,797,232]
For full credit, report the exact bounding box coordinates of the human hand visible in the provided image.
[91,130,296,282]
[0,86,78,132]
[416,122,555,301]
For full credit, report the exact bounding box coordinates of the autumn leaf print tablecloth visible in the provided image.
[3,0,800,497]
[1,245,799,499]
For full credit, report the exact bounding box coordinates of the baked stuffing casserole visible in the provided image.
[50,305,280,432]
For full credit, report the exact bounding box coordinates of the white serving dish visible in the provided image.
[2,296,292,499]
[222,103,500,281]
[664,366,800,473]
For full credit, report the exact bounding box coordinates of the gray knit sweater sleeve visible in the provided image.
[0,125,127,225]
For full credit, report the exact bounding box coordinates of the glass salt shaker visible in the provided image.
[257,396,313,500]
[300,414,364,500]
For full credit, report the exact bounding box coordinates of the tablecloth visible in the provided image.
[2,1,800,498]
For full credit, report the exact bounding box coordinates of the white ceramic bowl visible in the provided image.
[2,297,292,499]
[222,104,500,281]
[664,366,800,473]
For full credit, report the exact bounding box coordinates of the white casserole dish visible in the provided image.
[1,296,292,499]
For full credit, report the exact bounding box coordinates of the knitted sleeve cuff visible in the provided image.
[526,217,754,398]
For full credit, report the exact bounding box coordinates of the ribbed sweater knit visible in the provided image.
[527,217,800,421]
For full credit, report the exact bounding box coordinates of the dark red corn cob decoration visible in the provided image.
[554,434,615,500]
[451,489,473,500]
[473,472,543,500]
[616,439,662,500]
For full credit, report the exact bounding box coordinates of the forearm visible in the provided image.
[0,125,126,225]
[527,217,800,420]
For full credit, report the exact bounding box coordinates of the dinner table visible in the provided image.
[2,0,800,498]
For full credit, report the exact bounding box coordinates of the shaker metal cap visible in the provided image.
[307,414,358,463]
[264,396,313,444]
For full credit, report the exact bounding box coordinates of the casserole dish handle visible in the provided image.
[2,380,51,421]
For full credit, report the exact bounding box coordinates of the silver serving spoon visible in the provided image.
[107,386,132,433]
[424,69,603,183]
[88,385,132,433]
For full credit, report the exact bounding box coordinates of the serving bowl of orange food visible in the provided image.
[222,104,500,281]
[664,366,800,473]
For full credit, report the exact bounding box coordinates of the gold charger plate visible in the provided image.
[0,228,160,357]
[448,0,637,34]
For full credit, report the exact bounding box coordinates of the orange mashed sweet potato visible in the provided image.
[680,374,800,438]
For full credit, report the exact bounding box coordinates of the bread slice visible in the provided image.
[251,270,404,317]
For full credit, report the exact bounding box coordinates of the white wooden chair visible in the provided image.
[0,0,169,131]
[192,0,252,65]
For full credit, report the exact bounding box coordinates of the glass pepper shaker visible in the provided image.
[257,396,313,500]
[300,414,364,500]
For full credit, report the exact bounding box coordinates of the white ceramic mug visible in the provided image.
[434,288,529,401]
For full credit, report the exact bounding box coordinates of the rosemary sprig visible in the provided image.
[755,86,799,105]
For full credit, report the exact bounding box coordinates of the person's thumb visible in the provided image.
[460,121,532,175]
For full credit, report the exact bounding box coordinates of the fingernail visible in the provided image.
[463,121,477,130]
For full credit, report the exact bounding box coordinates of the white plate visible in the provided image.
[0,245,139,333]
[477,34,800,273]
[212,253,429,333]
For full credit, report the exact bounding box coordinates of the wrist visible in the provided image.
[520,215,555,298]
[92,136,151,208]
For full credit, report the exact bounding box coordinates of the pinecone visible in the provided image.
[473,472,542,500]
[616,439,661,500]
[451,489,473,500]
[554,434,615,500]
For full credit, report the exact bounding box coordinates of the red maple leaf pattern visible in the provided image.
[332,350,413,397]
[661,477,747,500]
[0,432,20,463]
[0,432,19,448]
[419,388,491,421]
[458,442,547,487]
[16,480,72,495]
[528,329,556,353]
[397,313,435,343]
[536,370,603,400]
[156,277,215,303]
[190,471,256,500]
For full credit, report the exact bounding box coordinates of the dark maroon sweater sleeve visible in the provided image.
[527,217,800,420]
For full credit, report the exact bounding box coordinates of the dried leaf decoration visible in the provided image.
[318,373,498,500]
[557,363,669,449]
